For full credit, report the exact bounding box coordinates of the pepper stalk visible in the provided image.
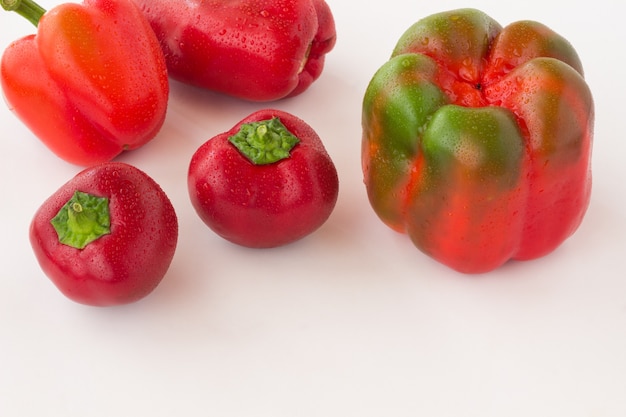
[50,191,111,249]
[228,117,300,165]
[1,0,46,27]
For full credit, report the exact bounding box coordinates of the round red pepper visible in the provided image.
[188,109,339,248]
[1,0,169,166]
[130,0,336,101]
[362,9,594,273]
[30,162,178,306]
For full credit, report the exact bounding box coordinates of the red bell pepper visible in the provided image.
[131,0,336,101]
[1,0,169,166]
[362,9,594,273]
[188,109,339,248]
[30,162,178,306]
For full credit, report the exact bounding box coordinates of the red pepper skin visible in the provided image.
[362,9,594,273]
[1,0,169,166]
[30,162,178,306]
[131,0,336,101]
[188,109,339,248]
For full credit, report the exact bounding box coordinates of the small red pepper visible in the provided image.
[188,109,339,248]
[1,0,169,166]
[30,162,178,306]
[131,0,336,101]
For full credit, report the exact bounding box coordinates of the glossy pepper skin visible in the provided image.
[188,109,339,248]
[362,9,594,274]
[1,0,169,166]
[131,0,336,101]
[30,162,178,306]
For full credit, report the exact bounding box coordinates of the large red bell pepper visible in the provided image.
[1,0,169,166]
[131,0,336,101]
[361,8,594,274]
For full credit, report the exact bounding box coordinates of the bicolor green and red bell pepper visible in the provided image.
[362,8,594,273]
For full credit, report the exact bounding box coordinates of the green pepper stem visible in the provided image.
[1,0,46,27]
[228,117,300,165]
[50,191,111,250]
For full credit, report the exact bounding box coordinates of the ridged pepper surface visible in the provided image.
[1,0,169,166]
[361,8,594,273]
[131,0,336,101]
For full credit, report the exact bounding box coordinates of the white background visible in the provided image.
[1,0,625,416]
